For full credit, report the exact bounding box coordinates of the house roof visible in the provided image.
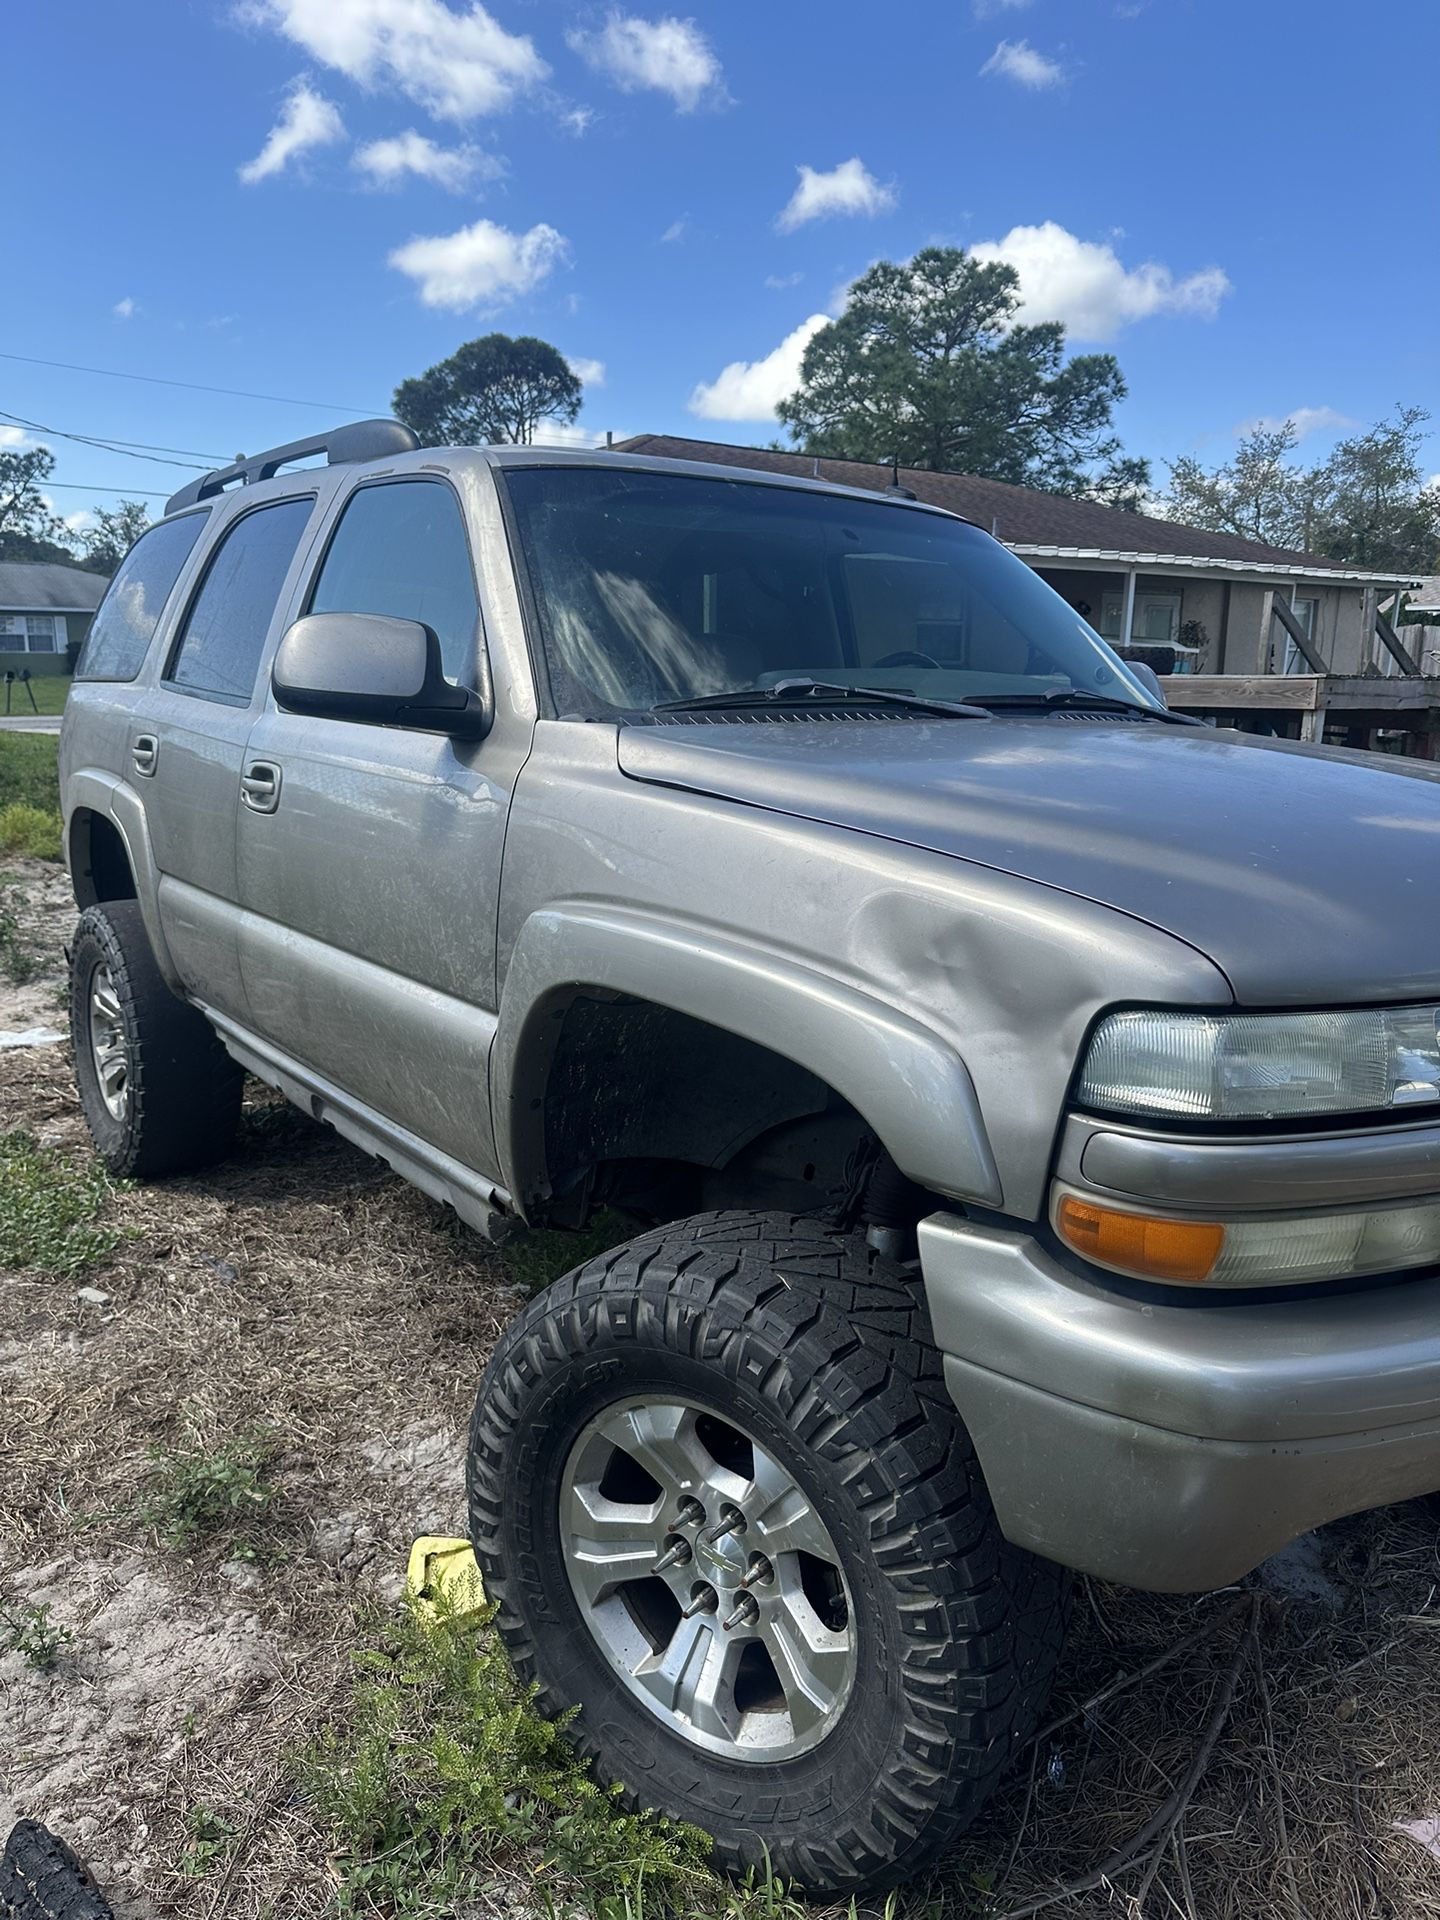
[614,436,1415,586]
[0,562,109,613]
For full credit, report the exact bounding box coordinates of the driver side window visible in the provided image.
[309,479,481,684]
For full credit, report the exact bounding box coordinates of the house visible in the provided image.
[0,562,109,678]
[615,436,1433,756]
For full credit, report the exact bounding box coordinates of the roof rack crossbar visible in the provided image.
[165,418,419,516]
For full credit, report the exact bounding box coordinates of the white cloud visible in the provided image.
[388,216,567,309]
[689,314,829,421]
[980,38,1066,87]
[244,0,547,120]
[567,13,722,111]
[113,296,137,320]
[561,104,595,134]
[239,79,346,182]
[970,220,1231,341]
[1236,405,1354,441]
[353,129,501,190]
[765,271,803,290]
[776,158,895,233]
[660,215,688,243]
[0,425,38,450]
[567,355,606,386]
[973,0,1032,15]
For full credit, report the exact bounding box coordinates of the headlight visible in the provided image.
[1078,1007,1440,1122]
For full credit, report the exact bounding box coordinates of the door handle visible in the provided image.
[240,761,282,813]
[132,734,158,777]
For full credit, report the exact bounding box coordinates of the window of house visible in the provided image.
[1098,590,1183,646]
[307,480,480,684]
[1,613,61,652]
[76,509,210,681]
[168,497,314,701]
[1282,596,1320,675]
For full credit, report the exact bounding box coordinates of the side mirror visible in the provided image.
[1126,661,1169,708]
[272,612,491,738]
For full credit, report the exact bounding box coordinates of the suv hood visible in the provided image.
[618,717,1440,1006]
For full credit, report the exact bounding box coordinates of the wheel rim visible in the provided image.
[559,1396,856,1761]
[88,962,129,1122]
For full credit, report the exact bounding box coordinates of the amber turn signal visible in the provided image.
[1056,1194,1226,1285]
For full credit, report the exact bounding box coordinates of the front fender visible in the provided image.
[493,902,1002,1212]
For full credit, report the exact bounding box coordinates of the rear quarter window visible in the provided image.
[74,510,210,681]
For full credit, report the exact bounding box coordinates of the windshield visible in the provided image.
[503,467,1156,719]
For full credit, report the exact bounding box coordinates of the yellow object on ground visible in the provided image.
[406,1535,487,1624]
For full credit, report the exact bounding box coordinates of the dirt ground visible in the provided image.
[4,853,1440,1919]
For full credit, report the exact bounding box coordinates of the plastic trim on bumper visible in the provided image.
[919,1212,1440,1592]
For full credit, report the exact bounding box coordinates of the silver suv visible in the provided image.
[59,421,1440,1896]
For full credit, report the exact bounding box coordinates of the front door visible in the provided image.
[235,475,518,1184]
[143,492,319,1021]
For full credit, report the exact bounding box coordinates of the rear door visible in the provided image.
[235,473,522,1184]
[143,491,320,1019]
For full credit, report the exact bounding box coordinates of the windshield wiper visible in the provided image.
[965,687,1202,726]
[652,678,990,720]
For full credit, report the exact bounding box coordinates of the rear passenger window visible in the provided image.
[308,481,479,683]
[75,511,209,681]
[168,497,314,700]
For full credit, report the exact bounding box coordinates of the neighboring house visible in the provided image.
[617,436,1433,755]
[0,562,109,678]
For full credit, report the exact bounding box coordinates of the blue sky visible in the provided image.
[8,0,1438,529]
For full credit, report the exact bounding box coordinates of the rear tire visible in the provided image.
[467,1210,1068,1898]
[69,901,241,1178]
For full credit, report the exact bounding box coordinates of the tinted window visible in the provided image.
[169,497,314,700]
[75,512,209,681]
[504,468,1154,717]
[309,481,479,682]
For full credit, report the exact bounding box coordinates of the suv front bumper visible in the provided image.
[921,1212,1440,1592]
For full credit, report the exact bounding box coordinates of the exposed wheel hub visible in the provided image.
[559,1397,856,1760]
[87,962,129,1122]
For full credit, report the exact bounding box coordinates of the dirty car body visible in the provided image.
[59,425,1440,1892]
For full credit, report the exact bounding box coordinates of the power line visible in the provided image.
[0,349,380,417]
[41,480,171,499]
[0,408,221,471]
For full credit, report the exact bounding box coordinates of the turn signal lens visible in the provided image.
[1056,1194,1225,1284]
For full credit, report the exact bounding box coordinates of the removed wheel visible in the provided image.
[69,901,242,1178]
[468,1210,1068,1897]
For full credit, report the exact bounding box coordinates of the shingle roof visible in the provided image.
[614,435,1368,577]
[0,563,109,612]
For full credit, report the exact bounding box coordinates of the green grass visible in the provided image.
[1,674,71,716]
[0,1130,118,1277]
[301,1598,860,1920]
[0,736,61,859]
[1,1598,73,1670]
[502,1211,630,1298]
[138,1425,278,1556]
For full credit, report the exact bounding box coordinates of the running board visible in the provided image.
[200,1005,514,1242]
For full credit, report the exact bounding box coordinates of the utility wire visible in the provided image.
[0,409,228,464]
[40,480,171,500]
[0,349,380,417]
[0,408,217,471]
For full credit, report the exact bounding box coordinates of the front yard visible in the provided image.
[3,727,1440,1918]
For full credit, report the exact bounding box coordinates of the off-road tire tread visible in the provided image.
[70,901,241,1178]
[0,1822,114,1920]
[469,1209,1069,1896]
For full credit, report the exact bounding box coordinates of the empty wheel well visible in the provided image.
[69,810,137,907]
[528,992,874,1227]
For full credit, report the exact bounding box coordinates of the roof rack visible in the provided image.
[164,418,419,516]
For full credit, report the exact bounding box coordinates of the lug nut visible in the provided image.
[652,1536,693,1575]
[672,1496,706,1529]
[723,1593,760,1632]
[681,1584,718,1619]
[700,1504,747,1546]
[739,1554,774,1589]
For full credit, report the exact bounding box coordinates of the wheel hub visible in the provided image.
[87,962,129,1122]
[559,1397,856,1761]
